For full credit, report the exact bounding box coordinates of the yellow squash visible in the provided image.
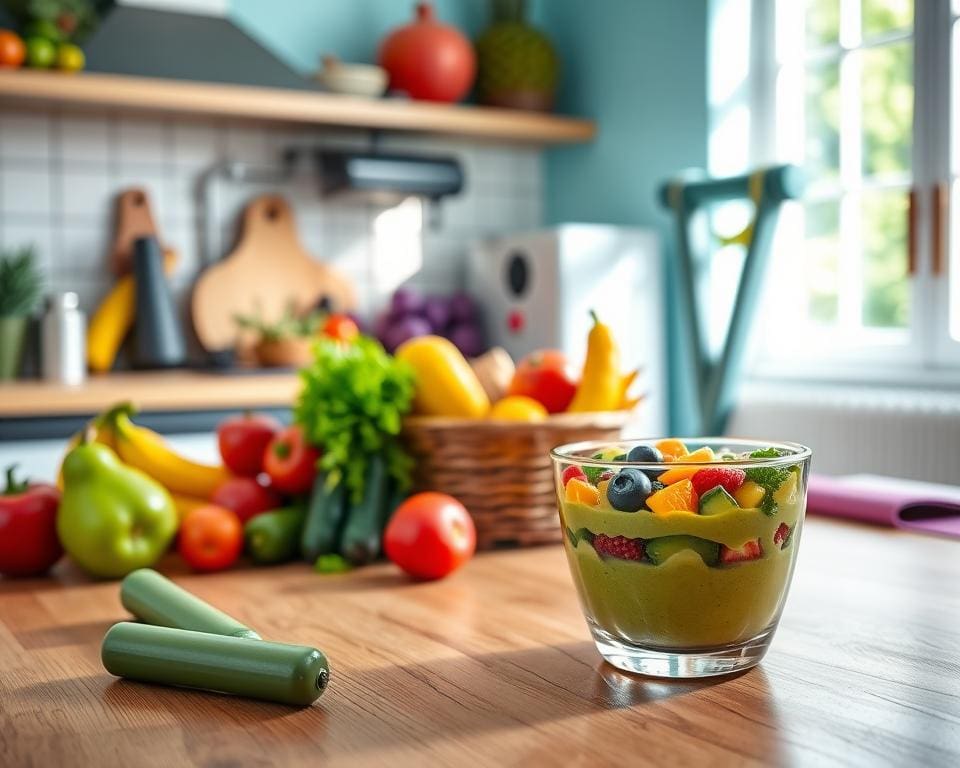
[110,404,229,498]
[567,311,622,412]
[396,335,490,418]
[87,251,176,373]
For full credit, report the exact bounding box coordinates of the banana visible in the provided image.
[111,405,229,499]
[87,250,177,373]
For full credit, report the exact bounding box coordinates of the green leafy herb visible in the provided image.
[295,337,415,505]
[749,447,789,459]
[0,246,42,317]
[744,466,792,515]
[234,299,321,342]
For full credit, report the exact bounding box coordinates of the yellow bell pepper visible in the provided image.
[396,335,490,418]
[567,311,622,412]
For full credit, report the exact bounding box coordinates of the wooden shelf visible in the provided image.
[0,370,300,418]
[0,70,596,144]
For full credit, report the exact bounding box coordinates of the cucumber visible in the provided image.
[699,486,738,516]
[301,474,347,562]
[245,506,306,565]
[340,455,388,566]
[645,535,720,566]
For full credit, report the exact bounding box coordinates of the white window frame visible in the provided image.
[709,0,960,386]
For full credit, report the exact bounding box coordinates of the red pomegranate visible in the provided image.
[378,2,476,103]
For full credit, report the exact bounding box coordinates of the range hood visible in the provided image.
[80,0,312,90]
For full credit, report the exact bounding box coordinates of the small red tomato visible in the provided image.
[217,412,281,477]
[384,492,476,581]
[178,505,243,572]
[211,476,280,524]
[508,350,577,413]
[263,425,320,496]
[322,313,359,342]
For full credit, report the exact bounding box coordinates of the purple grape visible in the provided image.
[448,291,478,323]
[422,295,452,333]
[372,310,393,343]
[391,286,425,316]
[382,315,432,353]
[448,322,485,358]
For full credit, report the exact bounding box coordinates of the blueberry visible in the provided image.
[627,444,664,479]
[627,445,663,463]
[607,468,653,512]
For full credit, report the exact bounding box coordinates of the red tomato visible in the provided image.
[217,412,281,477]
[263,425,320,496]
[384,492,476,581]
[322,313,359,342]
[211,477,280,524]
[0,30,25,69]
[178,505,243,572]
[508,350,577,413]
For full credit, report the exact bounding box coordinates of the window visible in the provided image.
[709,0,960,380]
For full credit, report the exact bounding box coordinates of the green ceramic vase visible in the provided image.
[0,314,27,381]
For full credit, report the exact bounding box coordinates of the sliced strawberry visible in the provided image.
[593,534,644,561]
[561,465,588,487]
[774,523,792,549]
[598,470,616,482]
[720,538,763,564]
[691,467,746,497]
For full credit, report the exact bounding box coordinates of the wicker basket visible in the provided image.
[402,411,630,549]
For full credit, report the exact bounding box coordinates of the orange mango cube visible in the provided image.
[657,446,716,484]
[646,478,699,515]
[565,478,601,506]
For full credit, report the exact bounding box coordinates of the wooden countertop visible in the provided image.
[2,517,958,767]
[0,370,300,417]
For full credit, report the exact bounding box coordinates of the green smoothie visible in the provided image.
[560,492,804,649]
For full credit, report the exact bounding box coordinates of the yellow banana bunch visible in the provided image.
[110,403,229,499]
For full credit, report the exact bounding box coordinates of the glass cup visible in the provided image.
[551,438,811,678]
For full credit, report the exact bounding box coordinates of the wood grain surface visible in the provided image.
[0,370,300,418]
[0,70,596,145]
[1,517,958,768]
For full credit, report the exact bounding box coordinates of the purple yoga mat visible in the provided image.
[807,474,960,539]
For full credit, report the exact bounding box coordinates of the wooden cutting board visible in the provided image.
[191,195,357,354]
[109,188,166,275]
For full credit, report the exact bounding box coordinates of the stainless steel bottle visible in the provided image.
[41,292,86,385]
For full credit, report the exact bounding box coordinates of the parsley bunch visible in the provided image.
[295,337,415,504]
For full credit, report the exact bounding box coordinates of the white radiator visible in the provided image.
[727,383,960,485]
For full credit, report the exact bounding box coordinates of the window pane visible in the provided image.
[861,42,913,177]
[861,188,909,328]
[806,0,840,48]
[805,199,841,325]
[861,0,913,39]
[806,60,841,179]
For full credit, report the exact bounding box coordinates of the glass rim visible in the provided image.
[550,437,812,471]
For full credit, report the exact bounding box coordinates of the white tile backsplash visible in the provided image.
[0,107,544,341]
[0,112,53,163]
[1,168,53,218]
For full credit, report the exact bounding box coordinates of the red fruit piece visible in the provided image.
[561,465,588,487]
[774,523,791,548]
[598,470,615,482]
[720,538,763,564]
[593,534,644,561]
[691,467,746,497]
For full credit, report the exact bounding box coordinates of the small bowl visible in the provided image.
[315,56,388,98]
[551,437,811,678]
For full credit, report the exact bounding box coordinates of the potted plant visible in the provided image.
[235,302,322,369]
[0,246,42,381]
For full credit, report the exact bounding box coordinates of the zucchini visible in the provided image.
[301,474,346,562]
[340,455,388,566]
[245,506,306,565]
